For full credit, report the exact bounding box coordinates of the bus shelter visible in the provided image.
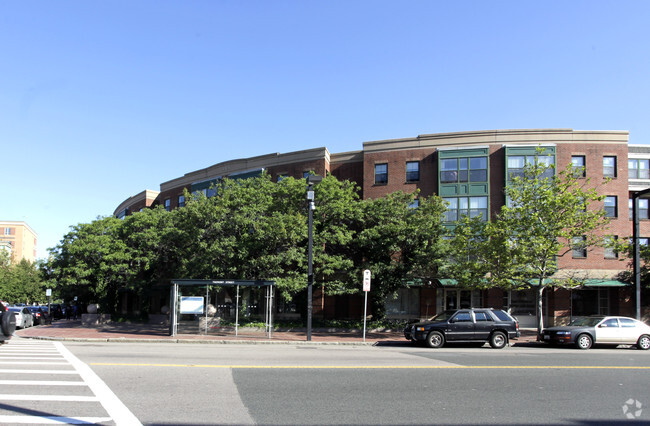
[170,279,275,338]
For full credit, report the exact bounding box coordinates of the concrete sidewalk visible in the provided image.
[15,319,540,346]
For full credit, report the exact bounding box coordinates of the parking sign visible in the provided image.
[363,269,371,292]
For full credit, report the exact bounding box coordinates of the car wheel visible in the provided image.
[0,313,16,337]
[426,331,445,348]
[575,333,593,350]
[489,331,507,349]
[637,335,650,350]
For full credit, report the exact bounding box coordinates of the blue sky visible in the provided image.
[2,1,650,260]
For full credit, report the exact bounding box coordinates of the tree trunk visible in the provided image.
[536,284,545,337]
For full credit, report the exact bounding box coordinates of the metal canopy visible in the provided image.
[169,279,275,338]
[172,279,275,287]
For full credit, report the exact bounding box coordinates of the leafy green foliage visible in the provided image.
[0,251,47,304]
[449,158,609,332]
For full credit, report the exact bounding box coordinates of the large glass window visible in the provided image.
[628,159,650,179]
[603,156,617,178]
[385,287,420,318]
[178,195,185,208]
[374,164,388,184]
[604,196,617,218]
[508,155,555,180]
[406,161,420,182]
[441,156,487,183]
[443,196,488,222]
[629,198,649,220]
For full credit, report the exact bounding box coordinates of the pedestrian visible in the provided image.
[65,305,71,320]
[72,304,78,320]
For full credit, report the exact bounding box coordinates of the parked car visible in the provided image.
[541,316,650,350]
[27,306,46,325]
[0,303,16,342]
[8,307,33,329]
[404,308,520,349]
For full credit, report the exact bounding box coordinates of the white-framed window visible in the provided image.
[178,195,185,208]
[164,199,171,211]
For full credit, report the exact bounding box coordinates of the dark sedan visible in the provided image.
[542,316,650,350]
[27,306,47,325]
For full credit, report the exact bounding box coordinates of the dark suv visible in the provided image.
[404,308,519,349]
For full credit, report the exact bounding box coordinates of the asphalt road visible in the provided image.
[51,340,648,425]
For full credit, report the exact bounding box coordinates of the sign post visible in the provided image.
[363,270,371,342]
[46,289,52,324]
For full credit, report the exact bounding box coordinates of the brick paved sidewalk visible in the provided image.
[15,319,540,346]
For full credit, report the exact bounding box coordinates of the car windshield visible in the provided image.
[430,311,455,322]
[569,317,604,327]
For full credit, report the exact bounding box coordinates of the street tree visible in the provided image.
[449,160,609,333]
[353,192,449,319]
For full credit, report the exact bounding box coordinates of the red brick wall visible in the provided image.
[363,148,437,200]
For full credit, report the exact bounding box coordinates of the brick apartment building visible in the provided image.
[114,129,650,326]
[0,221,37,264]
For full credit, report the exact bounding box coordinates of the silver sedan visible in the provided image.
[8,307,33,329]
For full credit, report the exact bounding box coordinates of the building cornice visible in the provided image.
[363,129,629,153]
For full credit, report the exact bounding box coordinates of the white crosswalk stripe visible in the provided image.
[0,339,141,425]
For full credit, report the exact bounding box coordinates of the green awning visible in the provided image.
[581,279,629,287]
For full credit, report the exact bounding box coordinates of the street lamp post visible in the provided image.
[306,174,322,341]
[632,188,650,320]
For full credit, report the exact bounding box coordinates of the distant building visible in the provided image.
[114,129,650,326]
[0,221,37,264]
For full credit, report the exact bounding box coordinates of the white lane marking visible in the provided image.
[0,357,64,360]
[0,368,77,374]
[0,415,112,424]
[0,380,85,386]
[0,361,68,365]
[55,342,142,426]
[0,394,98,402]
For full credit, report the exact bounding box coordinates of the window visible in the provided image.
[3,228,11,235]
[406,161,419,182]
[302,171,313,179]
[164,199,171,211]
[604,236,618,259]
[408,198,419,209]
[600,318,619,328]
[619,318,637,328]
[277,174,288,182]
[604,196,617,218]
[507,154,554,180]
[178,195,185,208]
[572,236,587,258]
[443,196,488,222]
[474,311,492,322]
[603,156,617,178]
[571,156,586,177]
[374,164,388,184]
[453,312,472,322]
[628,159,650,179]
[630,198,649,220]
[441,156,487,183]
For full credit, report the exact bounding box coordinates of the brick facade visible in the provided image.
[113,129,647,323]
